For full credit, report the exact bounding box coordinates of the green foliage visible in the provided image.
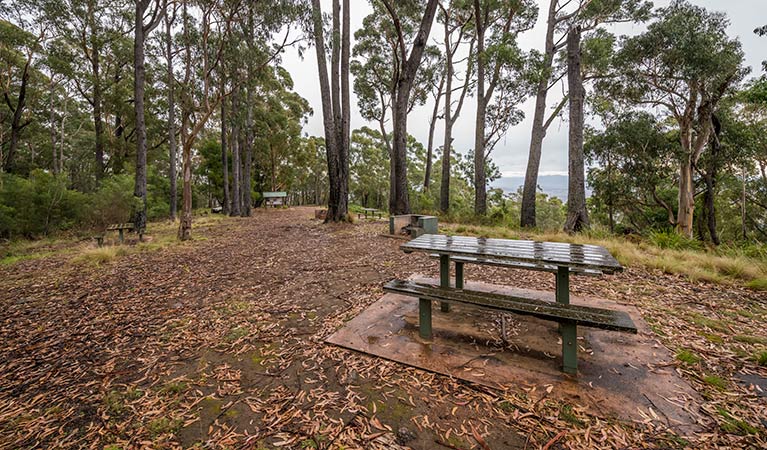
[648,230,703,251]
[88,175,142,230]
[0,170,87,238]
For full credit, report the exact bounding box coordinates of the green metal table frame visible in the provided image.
[426,254,578,374]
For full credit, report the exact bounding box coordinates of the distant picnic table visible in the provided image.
[385,234,636,374]
[358,208,383,220]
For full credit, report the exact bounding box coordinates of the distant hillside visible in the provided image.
[491,175,592,201]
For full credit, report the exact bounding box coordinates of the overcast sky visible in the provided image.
[281,1,765,178]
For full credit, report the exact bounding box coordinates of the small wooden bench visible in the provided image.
[428,254,603,277]
[384,279,637,373]
[107,223,135,244]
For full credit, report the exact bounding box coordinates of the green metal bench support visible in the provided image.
[440,254,450,312]
[455,262,464,289]
[419,298,432,339]
[384,279,637,374]
[556,266,577,373]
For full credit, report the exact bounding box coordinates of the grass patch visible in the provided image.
[701,333,724,344]
[756,351,767,367]
[717,407,759,435]
[676,349,701,365]
[689,313,731,334]
[224,326,249,342]
[733,335,767,345]
[146,417,182,437]
[160,381,187,395]
[558,404,585,426]
[75,246,128,266]
[703,375,728,390]
[746,278,767,290]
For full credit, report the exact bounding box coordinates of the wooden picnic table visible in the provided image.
[388,233,634,374]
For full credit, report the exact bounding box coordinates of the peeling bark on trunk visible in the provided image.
[564,26,589,233]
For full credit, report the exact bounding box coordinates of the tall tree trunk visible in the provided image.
[178,0,192,240]
[90,28,105,180]
[424,75,443,190]
[339,0,351,218]
[133,0,149,234]
[220,80,230,215]
[311,0,347,222]
[230,86,242,216]
[564,26,588,233]
[521,0,558,227]
[387,0,440,215]
[703,115,721,245]
[49,78,58,175]
[677,158,695,237]
[242,87,253,217]
[742,165,747,240]
[166,9,178,221]
[59,93,67,174]
[473,0,487,216]
[440,15,455,213]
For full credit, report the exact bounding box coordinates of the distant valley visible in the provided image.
[491,175,592,202]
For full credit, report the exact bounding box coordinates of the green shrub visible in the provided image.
[0,170,87,238]
[87,175,141,230]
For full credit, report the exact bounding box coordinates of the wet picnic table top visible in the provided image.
[401,234,623,274]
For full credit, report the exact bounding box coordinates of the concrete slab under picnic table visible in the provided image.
[326,275,705,437]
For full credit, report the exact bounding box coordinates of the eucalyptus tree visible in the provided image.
[350,127,390,209]
[378,0,440,214]
[132,0,164,233]
[605,0,747,237]
[311,0,350,222]
[472,0,536,215]
[437,0,474,212]
[0,14,45,173]
[350,2,439,210]
[163,0,179,220]
[520,0,651,227]
[177,0,236,240]
[238,0,305,215]
[38,0,132,181]
[585,112,677,232]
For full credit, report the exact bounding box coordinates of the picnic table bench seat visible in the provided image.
[384,279,637,332]
[428,254,603,277]
[106,223,136,244]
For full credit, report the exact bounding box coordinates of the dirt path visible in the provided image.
[1,207,765,449]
